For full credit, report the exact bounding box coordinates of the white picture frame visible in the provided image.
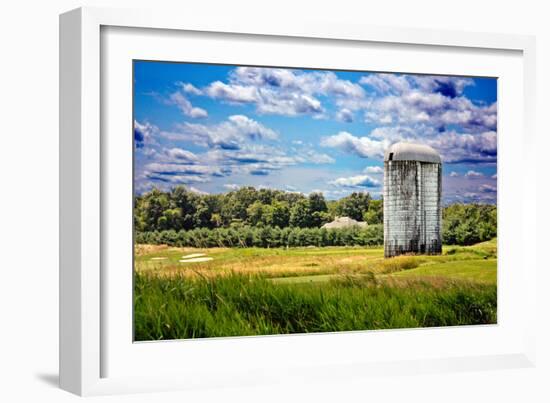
[59,6,537,396]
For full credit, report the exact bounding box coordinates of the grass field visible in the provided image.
[134,239,497,340]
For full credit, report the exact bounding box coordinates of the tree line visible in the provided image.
[134,186,497,247]
[135,225,384,249]
[134,186,382,232]
[442,203,497,245]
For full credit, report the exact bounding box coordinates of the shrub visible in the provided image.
[135,224,384,248]
[442,204,496,246]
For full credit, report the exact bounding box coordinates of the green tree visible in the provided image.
[247,201,267,226]
[308,192,328,227]
[210,213,223,228]
[171,186,196,230]
[363,199,383,224]
[336,192,371,221]
[289,199,311,228]
[268,200,290,228]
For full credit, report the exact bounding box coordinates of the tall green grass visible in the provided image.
[134,272,497,341]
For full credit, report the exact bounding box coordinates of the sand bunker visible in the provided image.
[181,253,207,259]
[179,257,213,263]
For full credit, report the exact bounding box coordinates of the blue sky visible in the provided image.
[134,61,497,204]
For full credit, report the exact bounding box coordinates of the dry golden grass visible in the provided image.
[134,242,496,286]
[135,248,377,279]
[134,244,170,256]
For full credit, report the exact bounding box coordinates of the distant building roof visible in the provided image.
[384,142,441,163]
[321,216,368,229]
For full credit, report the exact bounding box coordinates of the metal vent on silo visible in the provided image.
[383,142,442,258]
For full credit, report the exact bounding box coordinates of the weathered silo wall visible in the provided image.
[384,143,442,258]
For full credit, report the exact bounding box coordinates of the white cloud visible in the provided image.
[164,148,199,164]
[168,92,208,118]
[449,171,459,177]
[365,91,496,133]
[200,142,328,178]
[360,73,474,98]
[363,166,383,174]
[145,162,225,177]
[205,81,258,103]
[465,170,484,178]
[256,92,323,116]
[336,108,354,122]
[134,120,159,148]
[187,186,209,195]
[320,131,388,159]
[479,184,496,193]
[223,184,240,190]
[168,115,278,150]
[365,125,497,164]
[491,173,497,179]
[230,67,365,98]
[202,67,365,117]
[358,73,495,134]
[177,82,203,96]
[144,173,211,185]
[294,150,335,164]
[360,73,412,94]
[428,131,497,163]
[226,115,279,141]
[329,174,380,188]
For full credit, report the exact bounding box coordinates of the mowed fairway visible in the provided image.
[134,239,497,340]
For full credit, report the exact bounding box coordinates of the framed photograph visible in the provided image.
[60,7,537,396]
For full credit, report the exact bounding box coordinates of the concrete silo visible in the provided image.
[384,142,442,258]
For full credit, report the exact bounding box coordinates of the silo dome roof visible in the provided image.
[384,142,441,163]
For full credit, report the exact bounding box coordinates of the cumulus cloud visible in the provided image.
[135,66,497,197]
[134,120,158,148]
[465,170,484,178]
[146,139,333,186]
[167,115,278,150]
[360,73,474,98]
[491,173,497,179]
[223,184,240,191]
[360,125,496,164]
[164,148,199,164]
[230,67,365,98]
[255,93,323,116]
[320,131,388,159]
[479,184,497,193]
[413,75,474,98]
[205,81,258,103]
[359,73,495,133]
[177,82,203,96]
[363,166,383,174]
[428,131,497,164]
[202,67,365,117]
[364,92,496,133]
[168,92,208,118]
[336,108,354,122]
[360,73,412,95]
[329,174,380,188]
